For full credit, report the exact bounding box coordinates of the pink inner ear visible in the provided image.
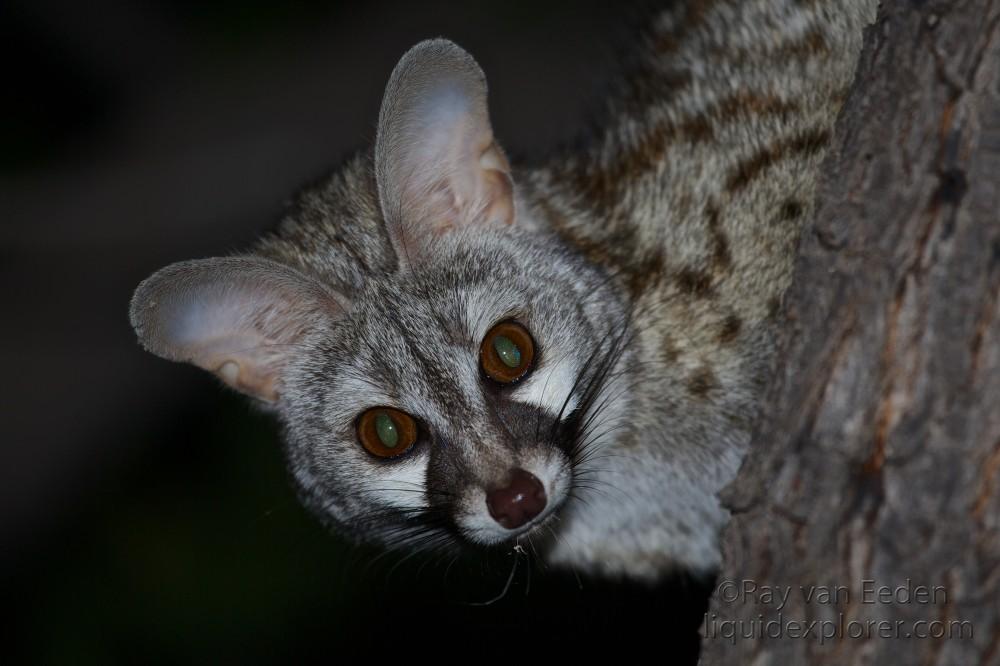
[478,143,515,226]
[214,357,280,403]
[389,136,515,258]
[163,288,297,402]
[131,256,344,404]
[374,40,516,268]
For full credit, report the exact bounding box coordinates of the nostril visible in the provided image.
[486,468,547,530]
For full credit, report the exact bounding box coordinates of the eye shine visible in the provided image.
[480,321,536,384]
[357,407,418,458]
[375,411,399,448]
[493,335,521,368]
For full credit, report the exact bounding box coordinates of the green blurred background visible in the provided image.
[2,0,710,661]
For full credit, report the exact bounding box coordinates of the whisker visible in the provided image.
[466,550,520,606]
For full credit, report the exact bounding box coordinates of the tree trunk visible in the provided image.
[699,1,1000,663]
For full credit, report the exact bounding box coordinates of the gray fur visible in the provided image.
[129,1,877,581]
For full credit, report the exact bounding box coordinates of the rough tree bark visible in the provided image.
[700,1,1000,663]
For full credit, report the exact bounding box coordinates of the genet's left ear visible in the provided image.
[374,39,514,268]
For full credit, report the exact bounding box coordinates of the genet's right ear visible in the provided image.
[129,256,346,403]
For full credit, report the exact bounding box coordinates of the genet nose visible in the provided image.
[486,468,547,530]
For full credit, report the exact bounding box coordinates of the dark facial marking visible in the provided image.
[423,397,566,540]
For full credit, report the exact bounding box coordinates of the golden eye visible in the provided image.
[480,321,536,384]
[357,407,419,458]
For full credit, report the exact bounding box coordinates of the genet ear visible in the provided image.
[129,256,346,403]
[375,39,514,268]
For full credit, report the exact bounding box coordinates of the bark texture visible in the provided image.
[700,1,1000,663]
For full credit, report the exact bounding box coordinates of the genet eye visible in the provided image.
[480,320,536,384]
[357,407,418,458]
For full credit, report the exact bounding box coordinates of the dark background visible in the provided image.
[2,0,711,661]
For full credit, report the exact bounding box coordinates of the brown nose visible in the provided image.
[486,468,547,530]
